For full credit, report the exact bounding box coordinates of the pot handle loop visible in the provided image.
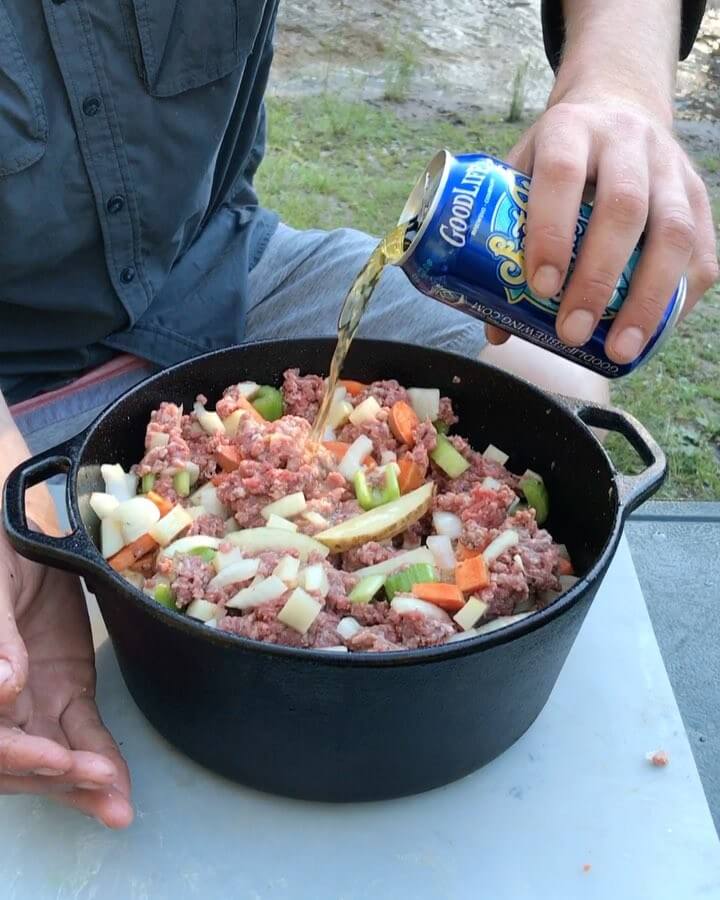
[2,437,103,577]
[562,399,667,515]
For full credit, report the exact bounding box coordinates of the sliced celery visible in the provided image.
[187,546,217,563]
[520,475,549,525]
[430,434,470,478]
[142,473,156,494]
[384,563,437,601]
[433,419,449,435]
[173,470,191,497]
[349,574,386,604]
[353,465,401,511]
[252,386,284,422]
[154,583,177,610]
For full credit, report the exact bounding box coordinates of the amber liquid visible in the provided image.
[309,223,410,442]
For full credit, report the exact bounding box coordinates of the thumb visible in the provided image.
[0,572,29,705]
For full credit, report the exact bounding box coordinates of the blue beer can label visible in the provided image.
[397,151,686,378]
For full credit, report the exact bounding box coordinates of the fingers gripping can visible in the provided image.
[396,150,686,377]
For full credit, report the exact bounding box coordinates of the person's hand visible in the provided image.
[488,96,719,360]
[0,512,133,828]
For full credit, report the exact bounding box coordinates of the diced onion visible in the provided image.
[110,496,160,544]
[427,534,456,571]
[391,596,452,624]
[101,517,125,559]
[185,461,200,486]
[432,511,463,540]
[236,381,260,399]
[349,396,381,426]
[149,504,193,547]
[208,558,260,590]
[188,484,227,518]
[273,555,301,585]
[507,496,521,516]
[261,492,307,520]
[522,468,544,484]
[338,435,374,481]
[301,563,330,598]
[193,402,226,436]
[482,444,509,465]
[277,587,322,634]
[316,645,349,653]
[329,400,353,430]
[354,546,434,579]
[90,492,120,520]
[226,575,288,611]
[213,547,244,571]
[337,617,362,640]
[101,464,138,502]
[407,388,440,422]
[302,511,330,530]
[186,599,219,622]
[223,517,240,535]
[160,535,222,558]
[185,506,207,521]
[474,612,532,636]
[148,432,170,450]
[223,409,245,437]
[380,450,397,465]
[483,529,520,563]
[265,514,298,532]
[453,596,489,631]
[481,476,502,490]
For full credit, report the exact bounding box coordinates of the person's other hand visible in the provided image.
[488,97,719,359]
[0,517,133,828]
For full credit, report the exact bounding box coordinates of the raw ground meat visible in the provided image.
[355,380,409,409]
[436,482,518,548]
[171,555,215,609]
[188,514,226,538]
[282,369,325,422]
[341,541,397,572]
[136,402,191,476]
[437,396,458,428]
[338,413,399,458]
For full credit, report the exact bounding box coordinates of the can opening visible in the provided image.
[395,150,452,266]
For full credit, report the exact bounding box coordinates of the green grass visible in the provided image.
[257,96,720,500]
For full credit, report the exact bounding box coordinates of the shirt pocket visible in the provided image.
[130,0,267,97]
[0,1,47,177]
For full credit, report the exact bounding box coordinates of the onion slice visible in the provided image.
[483,529,520,563]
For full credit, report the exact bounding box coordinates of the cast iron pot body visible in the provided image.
[3,340,666,802]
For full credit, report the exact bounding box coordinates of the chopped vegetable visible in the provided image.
[390,596,452,624]
[315,482,435,552]
[388,401,419,446]
[455,555,490,593]
[483,529,520,563]
[208,558,260,590]
[90,492,120,520]
[507,496,522,516]
[384,564,437,601]
[153,583,177,611]
[149,504,193,546]
[426,535,456,572]
[397,457,425,494]
[317,645,349,653]
[148,432,170,450]
[223,517,240,535]
[277,587,322,635]
[265,514,299,532]
[261,492,307,520]
[453,596,489,631]
[474,612,532,636]
[186,599,219,622]
[411,582,464,612]
[348,574,386,604]
[349,396,382,426]
[101,464,138,502]
[481,476,502,490]
[432,511,463,540]
[252,385,284,421]
[173,470,191,498]
[519,473,550,525]
[380,450,398,465]
[337,616,362,639]
[301,564,330,598]
[328,400,353,429]
[110,496,161,544]
[228,527,330,560]
[226,575,288,611]
[141,473,156,494]
[273,555,301,585]
[236,381,260,399]
[353,465,400,511]
[557,556,575,577]
[337,435,374,482]
[339,379,365,397]
[216,446,241,473]
[430,434,470,478]
[433,419,449,435]
[353,546,435,579]
[407,388,440,422]
[456,542,480,561]
[160,535,222,559]
[186,462,201,486]
[222,409,245,437]
[482,444,509,465]
[146,491,174,517]
[101,517,125,559]
[189,483,227,517]
[187,546,217,563]
[193,402,226,436]
[301,510,330,530]
[108,533,159,572]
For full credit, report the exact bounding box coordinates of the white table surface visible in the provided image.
[1,537,719,900]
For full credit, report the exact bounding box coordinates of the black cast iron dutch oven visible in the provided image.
[3,339,666,802]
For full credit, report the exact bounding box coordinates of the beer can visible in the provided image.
[396,150,686,378]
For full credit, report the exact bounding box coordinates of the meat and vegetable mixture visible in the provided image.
[92,371,577,652]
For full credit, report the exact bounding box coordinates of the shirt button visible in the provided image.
[107,194,125,215]
[120,267,136,284]
[82,96,102,117]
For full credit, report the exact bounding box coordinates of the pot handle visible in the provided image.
[2,436,106,579]
[561,399,667,515]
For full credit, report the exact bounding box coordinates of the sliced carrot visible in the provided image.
[339,380,366,397]
[388,401,419,447]
[211,473,225,487]
[322,441,375,467]
[455,555,490,593]
[130,550,158,576]
[557,556,575,577]
[456,542,481,562]
[108,533,159,572]
[235,395,265,424]
[412,582,465,612]
[397,457,425,494]
[216,445,241,473]
[146,491,174,517]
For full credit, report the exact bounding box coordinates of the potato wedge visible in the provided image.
[315,482,435,552]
